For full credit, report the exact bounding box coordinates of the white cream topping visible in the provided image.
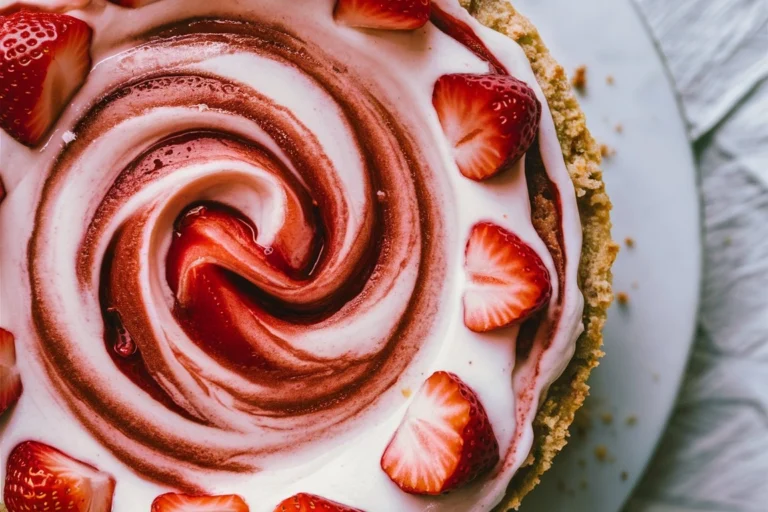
[0,0,584,510]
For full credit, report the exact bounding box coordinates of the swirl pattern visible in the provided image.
[29,19,446,488]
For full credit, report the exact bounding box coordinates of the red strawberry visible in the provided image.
[273,493,363,512]
[0,328,22,416]
[4,441,115,512]
[0,12,92,146]
[0,1,92,15]
[107,0,163,7]
[334,0,431,31]
[433,73,541,181]
[463,222,551,332]
[381,371,499,495]
[151,493,250,512]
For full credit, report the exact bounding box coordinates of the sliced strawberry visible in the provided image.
[334,0,430,31]
[273,493,363,512]
[4,441,115,512]
[0,12,92,146]
[381,371,499,495]
[0,1,92,15]
[433,73,541,181]
[107,0,163,7]
[463,222,551,333]
[0,328,22,416]
[151,493,250,512]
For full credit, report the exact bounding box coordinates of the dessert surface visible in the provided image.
[0,0,615,510]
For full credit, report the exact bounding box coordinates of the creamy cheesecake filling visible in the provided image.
[0,1,584,510]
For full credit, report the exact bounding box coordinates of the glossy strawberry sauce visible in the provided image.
[165,201,328,374]
[98,128,387,410]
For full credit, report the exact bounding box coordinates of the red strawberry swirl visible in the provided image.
[28,20,446,489]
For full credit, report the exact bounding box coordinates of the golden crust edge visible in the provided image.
[458,0,619,509]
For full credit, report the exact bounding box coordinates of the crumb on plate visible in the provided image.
[572,65,587,92]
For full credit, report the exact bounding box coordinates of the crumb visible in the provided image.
[468,360,473,365]
[624,237,635,248]
[621,471,629,481]
[573,408,593,437]
[594,445,609,462]
[616,292,629,306]
[600,144,615,158]
[401,388,411,398]
[606,75,615,85]
[572,65,587,92]
[62,131,77,144]
[579,480,588,490]
[197,103,209,112]
[615,124,624,134]
[376,190,387,202]
[600,412,614,425]
[626,415,638,426]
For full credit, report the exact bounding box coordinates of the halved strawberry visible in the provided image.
[0,1,92,15]
[334,0,430,30]
[4,441,115,512]
[433,73,541,181]
[464,222,551,333]
[107,0,163,7]
[0,328,22,416]
[381,371,499,495]
[0,12,92,146]
[151,493,250,512]
[273,493,363,512]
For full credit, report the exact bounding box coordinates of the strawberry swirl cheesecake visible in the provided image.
[0,0,616,511]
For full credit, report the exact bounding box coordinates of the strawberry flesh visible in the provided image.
[381,371,499,495]
[0,11,92,146]
[273,493,363,512]
[464,222,551,333]
[151,493,250,512]
[0,328,22,417]
[4,441,115,512]
[433,73,541,181]
[334,0,430,31]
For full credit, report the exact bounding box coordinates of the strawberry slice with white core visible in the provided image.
[381,371,499,495]
[107,0,163,7]
[151,493,250,512]
[334,0,431,31]
[0,1,92,15]
[433,73,541,181]
[273,493,363,512]
[4,441,115,512]
[0,11,92,146]
[0,328,22,416]
[463,222,551,333]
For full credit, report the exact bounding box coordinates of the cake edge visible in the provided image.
[460,0,619,509]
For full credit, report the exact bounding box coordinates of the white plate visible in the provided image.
[513,0,702,510]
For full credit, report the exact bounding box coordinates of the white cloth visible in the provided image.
[627,1,768,511]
